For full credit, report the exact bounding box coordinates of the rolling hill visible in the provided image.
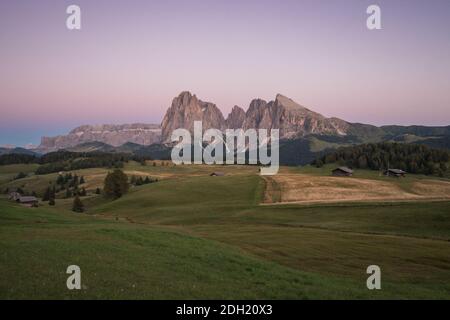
[2,162,449,299]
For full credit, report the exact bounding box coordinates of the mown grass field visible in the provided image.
[0,162,449,299]
[266,164,450,204]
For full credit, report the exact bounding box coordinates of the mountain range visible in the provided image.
[38,124,162,152]
[2,91,448,165]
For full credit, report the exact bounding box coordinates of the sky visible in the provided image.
[1,0,450,146]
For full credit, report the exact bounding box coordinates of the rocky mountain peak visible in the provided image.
[161,91,226,142]
[275,93,292,104]
[226,105,246,129]
[160,91,352,140]
[275,93,320,116]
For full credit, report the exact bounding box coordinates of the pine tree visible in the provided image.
[72,196,84,213]
[14,172,27,180]
[103,169,129,199]
[56,175,64,185]
[95,187,101,195]
[73,174,79,187]
[42,187,51,201]
[315,159,324,168]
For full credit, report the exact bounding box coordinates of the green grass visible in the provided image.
[309,136,351,152]
[252,202,450,240]
[0,167,119,200]
[1,163,450,299]
[123,161,260,177]
[287,164,449,193]
[0,163,40,185]
[0,199,412,300]
[92,174,263,224]
[90,173,450,299]
[0,164,39,175]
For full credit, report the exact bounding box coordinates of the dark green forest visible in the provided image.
[0,151,137,174]
[312,142,449,176]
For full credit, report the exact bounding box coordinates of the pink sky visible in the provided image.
[1,0,449,145]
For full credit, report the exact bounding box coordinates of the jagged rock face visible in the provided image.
[39,124,161,151]
[161,91,351,140]
[161,91,226,142]
[225,106,246,129]
[39,92,353,152]
[243,94,350,138]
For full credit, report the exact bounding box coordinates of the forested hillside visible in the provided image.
[312,142,449,177]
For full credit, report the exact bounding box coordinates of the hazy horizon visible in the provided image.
[1,0,450,146]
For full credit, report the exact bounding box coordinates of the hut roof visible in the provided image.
[210,172,225,176]
[333,167,353,174]
[18,196,38,203]
[387,169,406,174]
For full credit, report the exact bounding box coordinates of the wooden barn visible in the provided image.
[17,196,39,207]
[384,169,406,177]
[332,167,353,177]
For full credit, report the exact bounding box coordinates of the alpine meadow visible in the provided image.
[1,0,450,304]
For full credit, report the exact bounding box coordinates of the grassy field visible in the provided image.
[0,164,40,185]
[1,162,449,299]
[268,164,450,204]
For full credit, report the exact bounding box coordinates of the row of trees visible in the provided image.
[56,173,85,189]
[130,175,158,186]
[0,154,36,165]
[0,151,174,170]
[0,150,170,167]
[35,157,126,175]
[312,142,449,176]
[0,150,131,174]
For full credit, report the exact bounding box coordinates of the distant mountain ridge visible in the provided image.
[0,147,38,156]
[39,123,161,152]
[31,91,449,160]
[64,141,145,154]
